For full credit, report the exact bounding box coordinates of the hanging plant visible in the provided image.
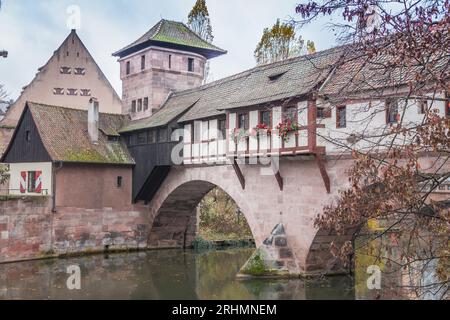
[253,123,272,136]
[276,119,300,142]
[230,128,250,143]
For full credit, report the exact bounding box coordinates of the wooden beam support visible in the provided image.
[314,153,331,194]
[232,158,245,190]
[271,159,283,191]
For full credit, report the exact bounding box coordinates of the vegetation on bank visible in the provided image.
[197,187,253,242]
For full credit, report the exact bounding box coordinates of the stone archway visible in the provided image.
[145,159,355,276]
[147,180,254,248]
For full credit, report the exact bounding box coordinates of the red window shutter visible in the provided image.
[35,171,42,194]
[20,172,27,193]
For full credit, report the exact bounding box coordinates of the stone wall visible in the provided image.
[0,197,150,264]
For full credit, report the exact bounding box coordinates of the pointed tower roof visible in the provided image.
[113,19,227,59]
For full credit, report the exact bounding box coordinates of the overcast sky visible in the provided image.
[0,0,338,100]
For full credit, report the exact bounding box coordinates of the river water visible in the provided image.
[0,248,355,300]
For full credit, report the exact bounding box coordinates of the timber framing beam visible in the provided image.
[231,158,245,190]
[271,159,283,191]
[314,153,331,194]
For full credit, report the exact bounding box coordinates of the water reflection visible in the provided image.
[0,248,355,300]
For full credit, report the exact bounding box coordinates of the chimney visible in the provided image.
[88,97,99,143]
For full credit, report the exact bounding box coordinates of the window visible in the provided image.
[126,61,131,75]
[25,130,31,142]
[127,135,133,146]
[131,100,136,113]
[67,88,78,96]
[317,107,332,119]
[193,122,202,143]
[157,129,167,143]
[446,93,450,118]
[74,68,86,75]
[53,88,64,95]
[418,99,428,114]
[169,55,172,69]
[188,58,194,72]
[141,55,146,70]
[80,89,91,97]
[336,106,347,128]
[260,110,271,126]
[238,114,249,129]
[386,99,399,124]
[138,99,143,112]
[117,176,123,188]
[27,171,36,193]
[137,132,147,144]
[283,107,297,122]
[144,98,149,111]
[107,136,119,142]
[147,130,156,144]
[60,67,71,74]
[218,119,226,140]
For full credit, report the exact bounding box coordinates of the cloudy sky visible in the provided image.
[0,0,338,100]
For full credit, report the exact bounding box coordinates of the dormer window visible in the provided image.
[268,71,287,82]
[60,67,71,74]
[74,67,86,75]
[188,58,194,72]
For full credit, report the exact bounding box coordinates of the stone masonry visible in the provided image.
[0,197,149,263]
[119,47,205,120]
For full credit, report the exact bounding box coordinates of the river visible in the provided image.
[0,248,355,300]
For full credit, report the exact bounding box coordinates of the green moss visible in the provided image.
[241,252,268,276]
[65,149,106,163]
[0,195,50,202]
[0,125,16,130]
[64,144,133,164]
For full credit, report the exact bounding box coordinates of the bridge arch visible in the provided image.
[146,167,262,249]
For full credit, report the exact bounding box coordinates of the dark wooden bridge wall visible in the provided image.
[127,141,179,202]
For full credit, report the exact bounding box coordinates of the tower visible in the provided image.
[113,19,226,120]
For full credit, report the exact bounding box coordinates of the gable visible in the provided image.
[1,30,122,127]
[2,106,51,163]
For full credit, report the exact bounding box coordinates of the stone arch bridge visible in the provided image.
[143,157,355,276]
